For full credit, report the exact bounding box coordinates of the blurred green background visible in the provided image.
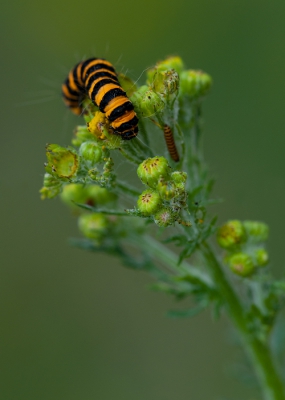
[1,0,285,399]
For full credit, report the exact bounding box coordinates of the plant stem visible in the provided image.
[202,242,285,400]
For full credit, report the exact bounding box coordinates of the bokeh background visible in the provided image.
[1,0,285,399]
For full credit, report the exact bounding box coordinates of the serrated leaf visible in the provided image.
[199,215,218,242]
[178,241,198,265]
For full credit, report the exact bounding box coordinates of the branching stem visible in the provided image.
[202,242,285,400]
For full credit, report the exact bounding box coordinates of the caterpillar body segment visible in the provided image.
[62,58,138,140]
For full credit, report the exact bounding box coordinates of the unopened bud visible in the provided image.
[44,144,79,179]
[85,185,117,206]
[157,56,185,74]
[154,207,176,227]
[78,213,108,241]
[151,69,179,101]
[243,221,269,242]
[180,70,212,98]
[147,57,184,84]
[79,141,103,168]
[137,190,162,216]
[228,253,255,277]
[254,248,269,267]
[131,85,165,118]
[40,173,62,199]
[217,220,246,249]
[157,178,176,201]
[60,183,86,209]
[137,156,171,189]
[43,173,60,188]
[171,171,187,193]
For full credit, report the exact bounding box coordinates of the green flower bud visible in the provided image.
[146,68,156,86]
[157,56,185,75]
[228,253,255,277]
[78,213,108,241]
[43,172,60,188]
[254,248,269,267]
[79,141,103,168]
[118,73,137,97]
[171,171,187,184]
[151,69,179,100]
[40,173,62,199]
[131,85,165,118]
[137,157,171,189]
[137,190,162,216]
[171,171,187,194]
[180,70,212,98]
[157,178,176,201]
[243,221,269,242]
[44,144,79,180]
[154,207,176,227]
[217,220,246,249]
[147,57,184,84]
[60,183,86,209]
[85,185,117,206]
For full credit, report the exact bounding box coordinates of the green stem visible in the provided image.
[202,242,285,400]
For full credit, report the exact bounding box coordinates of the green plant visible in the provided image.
[40,56,285,400]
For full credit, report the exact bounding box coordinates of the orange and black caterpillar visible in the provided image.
[62,58,138,140]
[163,125,180,162]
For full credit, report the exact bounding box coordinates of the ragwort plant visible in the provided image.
[40,56,285,399]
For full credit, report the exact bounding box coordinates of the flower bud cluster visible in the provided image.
[144,56,212,103]
[135,156,187,227]
[217,220,269,277]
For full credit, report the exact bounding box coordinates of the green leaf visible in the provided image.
[167,302,208,319]
[74,202,131,216]
[178,240,198,265]
[163,234,188,246]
